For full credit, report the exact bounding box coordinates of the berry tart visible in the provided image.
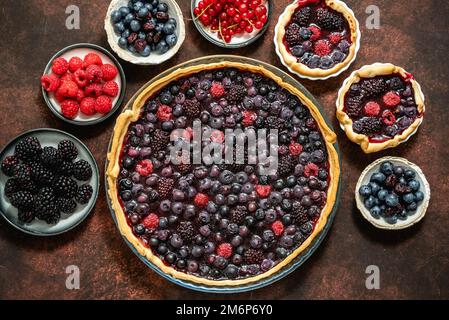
[336,63,425,153]
[274,0,360,80]
[106,59,340,289]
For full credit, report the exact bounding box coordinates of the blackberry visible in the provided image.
[73,160,93,181]
[58,161,74,177]
[361,78,388,98]
[13,163,31,183]
[75,184,93,204]
[34,187,57,222]
[353,117,383,135]
[14,136,42,162]
[53,176,78,199]
[1,156,19,176]
[4,179,20,196]
[291,202,309,225]
[244,249,264,265]
[293,7,312,26]
[29,162,54,186]
[265,116,286,130]
[230,206,248,225]
[389,77,405,91]
[278,155,296,177]
[40,146,61,168]
[176,221,194,242]
[10,191,34,210]
[176,163,193,174]
[285,23,302,45]
[18,209,35,224]
[157,177,174,199]
[384,204,403,217]
[183,99,201,118]
[315,8,344,30]
[57,140,78,161]
[345,96,363,117]
[227,85,247,103]
[56,197,77,214]
[20,179,39,194]
[149,129,170,153]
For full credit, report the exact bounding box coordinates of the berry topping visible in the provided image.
[328,32,342,44]
[271,221,284,236]
[211,82,225,98]
[136,160,153,176]
[194,193,209,208]
[289,142,303,156]
[364,101,381,117]
[382,91,401,107]
[156,105,173,121]
[242,110,257,126]
[382,110,396,126]
[304,163,319,177]
[314,40,331,57]
[217,243,233,259]
[308,25,322,41]
[316,8,343,30]
[142,213,159,229]
[255,185,271,198]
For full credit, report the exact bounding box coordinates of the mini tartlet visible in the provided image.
[274,0,360,80]
[336,63,425,153]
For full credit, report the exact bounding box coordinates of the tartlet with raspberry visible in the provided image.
[274,0,360,80]
[336,63,425,153]
[106,59,340,290]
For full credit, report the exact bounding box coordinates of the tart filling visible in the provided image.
[336,63,425,153]
[107,61,340,287]
[275,0,359,79]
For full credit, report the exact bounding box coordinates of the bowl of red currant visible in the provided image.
[192,0,272,48]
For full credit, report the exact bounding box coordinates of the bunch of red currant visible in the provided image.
[193,0,268,43]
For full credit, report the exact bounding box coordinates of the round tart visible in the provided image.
[274,0,360,80]
[106,59,340,289]
[336,63,425,153]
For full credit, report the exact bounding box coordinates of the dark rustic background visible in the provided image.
[0,0,448,300]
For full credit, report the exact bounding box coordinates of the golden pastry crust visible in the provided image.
[106,61,340,287]
[336,63,425,154]
[275,0,360,79]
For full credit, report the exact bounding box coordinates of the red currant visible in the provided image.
[224,35,231,43]
[214,3,222,12]
[247,10,255,19]
[245,25,253,33]
[239,3,248,13]
[198,1,205,10]
[250,0,261,9]
[259,14,267,23]
[227,7,236,16]
[254,20,264,29]
[233,14,241,23]
[193,7,201,15]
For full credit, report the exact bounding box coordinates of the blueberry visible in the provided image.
[380,161,394,175]
[407,202,418,212]
[414,191,425,202]
[404,169,416,180]
[403,193,415,204]
[122,29,131,38]
[118,37,128,48]
[307,55,321,68]
[157,3,168,12]
[130,20,141,32]
[128,45,137,53]
[156,40,169,53]
[137,7,149,18]
[385,194,399,207]
[156,22,164,32]
[319,56,334,69]
[364,196,376,209]
[163,22,176,35]
[114,22,125,34]
[168,17,177,27]
[133,1,144,11]
[119,6,131,17]
[385,215,398,225]
[166,34,178,47]
[369,182,381,195]
[338,40,350,53]
[393,166,404,176]
[330,50,345,63]
[370,172,386,184]
[370,206,382,219]
[138,31,146,39]
[124,13,134,25]
[408,179,420,192]
[358,185,371,197]
[111,10,122,23]
[377,189,388,202]
[299,27,312,40]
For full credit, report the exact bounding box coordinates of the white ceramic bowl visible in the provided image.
[105,0,185,65]
[355,157,430,230]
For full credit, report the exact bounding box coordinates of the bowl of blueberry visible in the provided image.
[356,157,430,230]
[105,0,185,65]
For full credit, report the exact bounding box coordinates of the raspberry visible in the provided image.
[83,52,103,67]
[102,81,119,97]
[80,97,96,116]
[94,95,112,114]
[41,74,60,92]
[210,130,224,143]
[289,142,303,156]
[242,110,257,126]
[255,185,271,198]
[60,73,75,83]
[382,110,396,126]
[309,26,322,41]
[156,105,173,121]
[217,243,233,259]
[69,56,83,73]
[142,213,159,229]
[136,159,153,176]
[55,88,66,103]
[382,91,401,107]
[328,32,342,44]
[210,82,225,98]
[60,100,79,119]
[364,101,381,116]
[73,69,88,87]
[314,40,331,57]
[304,163,319,177]
[51,57,69,75]
[86,64,103,83]
[76,89,85,102]
[101,64,118,81]
[271,221,284,236]
[58,81,78,98]
[194,193,209,208]
[85,83,103,98]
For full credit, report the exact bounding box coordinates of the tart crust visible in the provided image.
[275,0,360,79]
[336,63,425,154]
[106,61,340,287]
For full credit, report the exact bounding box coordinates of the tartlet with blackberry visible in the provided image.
[275,0,360,79]
[336,63,425,153]
[106,61,340,288]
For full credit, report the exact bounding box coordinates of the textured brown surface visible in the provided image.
[0,0,448,300]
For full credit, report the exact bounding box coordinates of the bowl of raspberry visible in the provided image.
[191,0,272,48]
[40,43,126,126]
